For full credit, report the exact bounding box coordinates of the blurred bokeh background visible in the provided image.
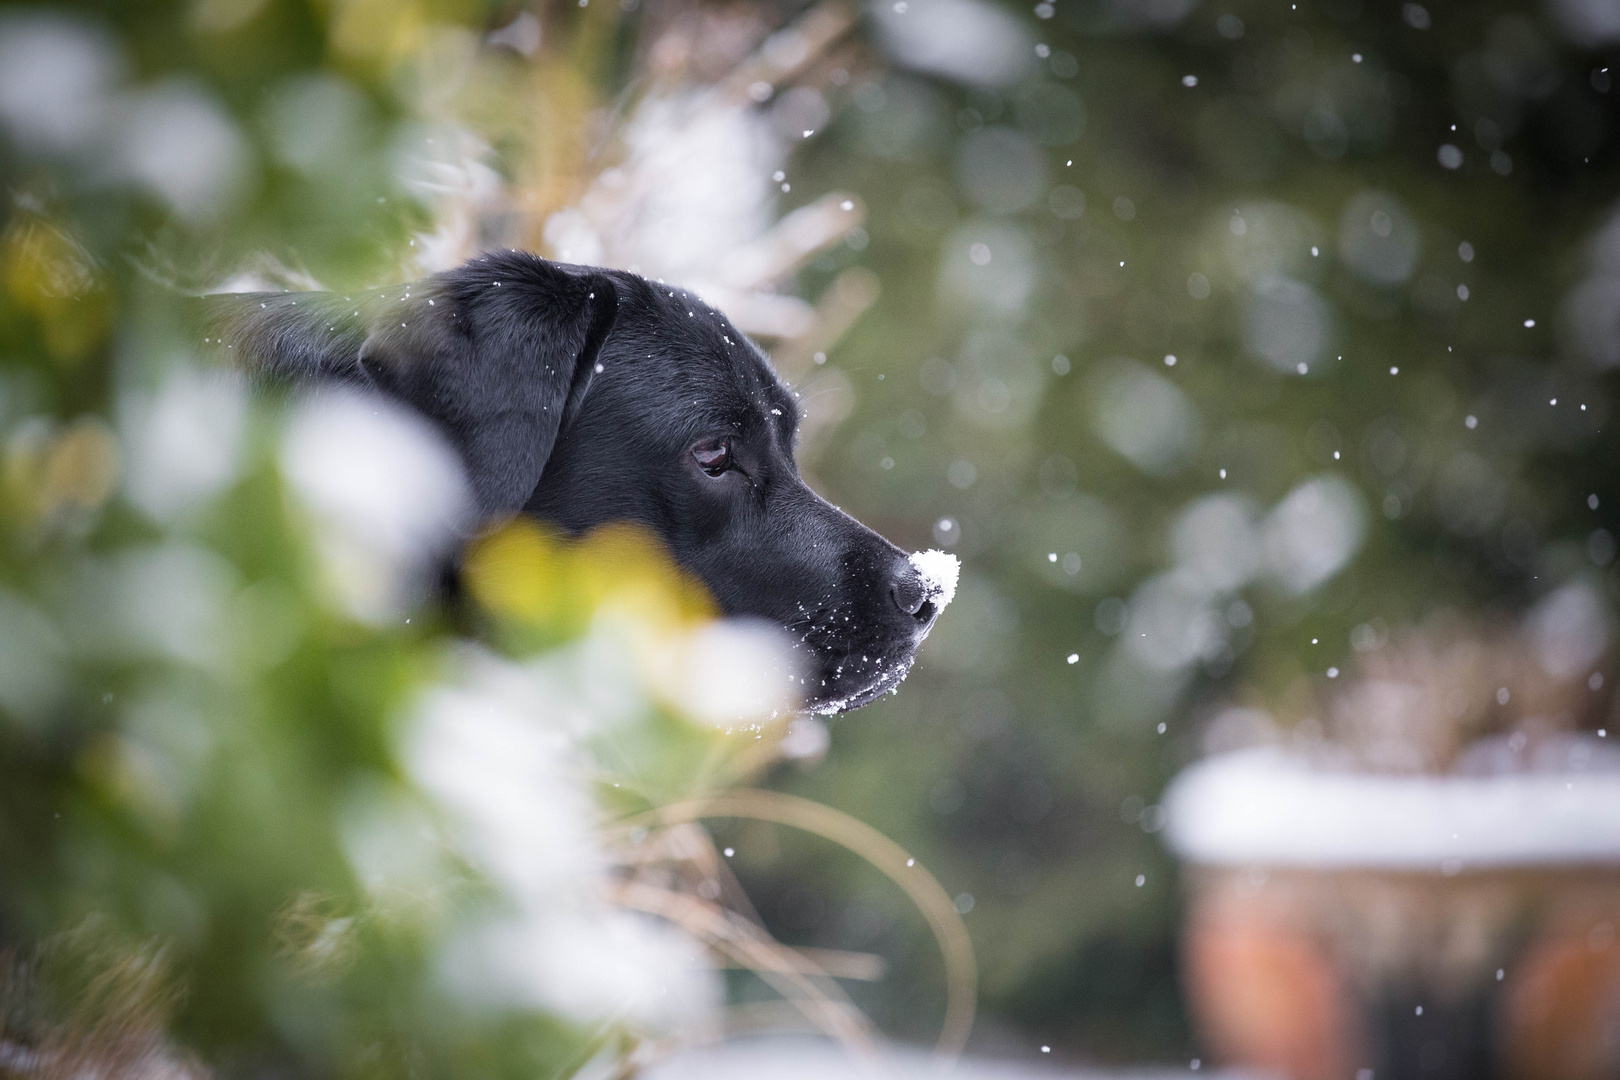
[3,0,1620,1075]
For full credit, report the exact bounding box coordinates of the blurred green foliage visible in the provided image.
[762,0,1620,1061]
[0,2,752,1073]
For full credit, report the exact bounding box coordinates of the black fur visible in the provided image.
[205,251,941,712]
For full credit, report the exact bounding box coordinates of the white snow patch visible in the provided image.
[121,366,247,521]
[281,388,472,624]
[648,617,802,728]
[1164,745,1620,868]
[909,549,960,610]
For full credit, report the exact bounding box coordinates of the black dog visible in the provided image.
[206,250,949,712]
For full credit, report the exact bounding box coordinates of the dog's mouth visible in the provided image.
[823,660,915,713]
[789,550,958,715]
[786,602,921,715]
[802,652,916,715]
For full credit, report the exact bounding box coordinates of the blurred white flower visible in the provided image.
[121,366,247,522]
[647,618,803,729]
[1244,277,1334,374]
[404,650,604,902]
[338,776,450,908]
[869,0,1036,88]
[549,911,720,1033]
[1526,580,1609,680]
[442,910,719,1033]
[402,646,719,1033]
[778,715,831,761]
[537,625,655,736]
[1338,190,1422,286]
[0,11,121,154]
[281,388,472,624]
[1262,474,1366,594]
[1090,361,1202,475]
[109,80,252,223]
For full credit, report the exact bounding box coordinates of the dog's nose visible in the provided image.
[889,561,934,622]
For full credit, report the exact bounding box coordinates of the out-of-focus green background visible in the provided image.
[2,0,1618,1072]
[745,0,1620,1062]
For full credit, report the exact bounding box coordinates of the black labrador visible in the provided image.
[205,250,948,713]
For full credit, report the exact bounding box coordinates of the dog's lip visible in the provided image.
[839,675,902,711]
[802,653,913,714]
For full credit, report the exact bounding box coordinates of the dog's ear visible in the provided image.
[204,254,618,519]
[354,257,619,518]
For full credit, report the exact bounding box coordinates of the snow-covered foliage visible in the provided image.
[1165,741,1620,868]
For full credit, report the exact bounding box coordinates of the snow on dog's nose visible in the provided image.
[906,548,960,631]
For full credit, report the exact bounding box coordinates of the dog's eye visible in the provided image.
[693,438,732,477]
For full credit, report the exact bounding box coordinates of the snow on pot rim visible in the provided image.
[1163,742,1620,870]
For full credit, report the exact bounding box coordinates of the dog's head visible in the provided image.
[210,251,952,712]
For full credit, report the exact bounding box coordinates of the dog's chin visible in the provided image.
[801,649,917,715]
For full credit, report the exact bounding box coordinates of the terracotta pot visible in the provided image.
[1164,747,1620,1080]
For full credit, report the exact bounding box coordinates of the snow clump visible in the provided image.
[909,548,961,611]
